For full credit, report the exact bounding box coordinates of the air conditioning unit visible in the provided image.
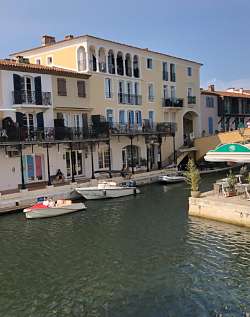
[7,150,20,157]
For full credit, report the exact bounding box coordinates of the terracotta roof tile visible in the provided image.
[0,59,90,79]
[201,89,250,99]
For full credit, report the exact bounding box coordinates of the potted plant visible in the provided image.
[226,170,237,196]
[184,158,201,198]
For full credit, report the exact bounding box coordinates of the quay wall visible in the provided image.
[189,194,250,228]
[0,168,173,214]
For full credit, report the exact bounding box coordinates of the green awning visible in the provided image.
[204,143,250,163]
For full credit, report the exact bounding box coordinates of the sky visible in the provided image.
[0,0,250,89]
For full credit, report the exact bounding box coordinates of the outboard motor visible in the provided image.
[128,180,136,187]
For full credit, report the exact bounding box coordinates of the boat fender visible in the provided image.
[133,188,137,195]
[103,190,106,196]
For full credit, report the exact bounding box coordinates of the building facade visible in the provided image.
[11,35,202,164]
[201,85,250,135]
[0,35,202,192]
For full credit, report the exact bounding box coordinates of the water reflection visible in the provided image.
[0,177,249,317]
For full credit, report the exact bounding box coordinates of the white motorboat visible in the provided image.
[159,173,186,184]
[76,181,140,200]
[23,199,86,219]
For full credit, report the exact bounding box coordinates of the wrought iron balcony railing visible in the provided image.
[110,122,177,135]
[188,96,196,104]
[12,90,52,106]
[162,98,183,108]
[0,126,109,143]
[118,93,142,105]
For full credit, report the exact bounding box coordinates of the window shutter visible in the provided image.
[77,80,86,97]
[13,74,24,104]
[35,76,42,105]
[57,78,67,96]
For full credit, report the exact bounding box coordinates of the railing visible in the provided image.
[188,96,196,104]
[162,98,183,108]
[12,90,51,106]
[110,122,177,135]
[0,126,109,143]
[118,93,142,105]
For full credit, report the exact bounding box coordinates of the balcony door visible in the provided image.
[66,150,85,178]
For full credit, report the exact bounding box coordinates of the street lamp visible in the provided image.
[171,132,176,166]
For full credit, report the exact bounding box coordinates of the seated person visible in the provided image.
[55,169,65,182]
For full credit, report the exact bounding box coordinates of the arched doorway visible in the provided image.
[183,110,200,145]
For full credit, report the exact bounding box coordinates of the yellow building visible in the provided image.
[11,34,202,171]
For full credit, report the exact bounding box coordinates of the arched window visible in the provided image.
[89,46,97,71]
[125,53,132,77]
[108,50,115,74]
[77,47,86,71]
[98,47,106,72]
[133,55,140,78]
[116,52,124,76]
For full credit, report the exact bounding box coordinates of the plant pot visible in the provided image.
[191,190,200,198]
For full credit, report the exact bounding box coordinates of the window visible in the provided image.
[106,109,113,126]
[35,59,41,65]
[188,87,192,97]
[208,117,214,134]
[187,67,192,76]
[47,56,53,65]
[77,80,86,97]
[148,83,154,101]
[206,96,214,108]
[119,110,125,124]
[147,58,153,69]
[57,78,67,96]
[170,63,176,82]
[148,111,154,126]
[162,62,168,81]
[163,85,168,99]
[104,78,112,98]
[170,86,176,99]
[135,110,142,127]
[98,148,111,169]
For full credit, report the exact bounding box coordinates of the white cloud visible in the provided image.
[201,78,250,90]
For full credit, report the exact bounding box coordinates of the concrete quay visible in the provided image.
[0,168,174,214]
[189,191,250,228]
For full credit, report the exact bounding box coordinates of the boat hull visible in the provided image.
[76,187,139,200]
[24,203,86,219]
[159,176,186,184]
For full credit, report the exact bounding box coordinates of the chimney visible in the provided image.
[208,84,215,92]
[64,35,74,40]
[42,35,56,46]
[16,56,30,64]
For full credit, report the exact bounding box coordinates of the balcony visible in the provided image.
[110,122,177,136]
[0,126,109,144]
[162,98,183,108]
[118,93,142,105]
[13,90,51,106]
[188,96,196,105]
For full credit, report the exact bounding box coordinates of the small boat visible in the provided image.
[23,199,86,219]
[159,173,186,184]
[76,180,140,200]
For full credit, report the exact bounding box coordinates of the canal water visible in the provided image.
[0,174,249,317]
